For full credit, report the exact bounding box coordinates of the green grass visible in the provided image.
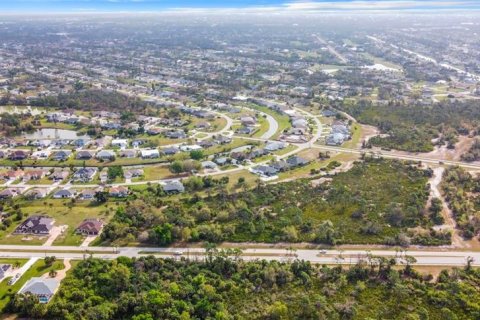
[141,165,176,181]
[0,259,64,311]
[342,123,362,149]
[251,116,270,138]
[0,199,115,246]
[246,103,291,139]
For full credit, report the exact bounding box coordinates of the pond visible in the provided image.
[21,128,90,140]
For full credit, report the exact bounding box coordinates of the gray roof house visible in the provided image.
[73,168,97,182]
[52,150,72,161]
[14,215,54,235]
[53,189,74,199]
[19,277,60,303]
[76,150,94,160]
[252,165,278,177]
[163,180,185,194]
[286,156,309,167]
[96,150,116,161]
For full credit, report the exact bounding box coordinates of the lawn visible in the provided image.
[342,123,362,149]
[140,165,176,181]
[246,103,291,138]
[0,199,115,246]
[251,116,269,138]
[0,259,64,311]
[26,176,54,185]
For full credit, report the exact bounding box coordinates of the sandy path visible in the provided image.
[429,167,467,248]
[43,259,71,281]
[43,225,68,246]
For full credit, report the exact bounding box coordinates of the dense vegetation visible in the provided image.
[0,112,35,136]
[31,89,149,113]
[336,100,480,152]
[461,139,480,162]
[101,159,449,246]
[8,255,480,319]
[441,167,480,239]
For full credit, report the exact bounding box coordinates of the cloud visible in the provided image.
[283,0,480,11]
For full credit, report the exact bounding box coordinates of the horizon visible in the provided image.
[2,0,480,14]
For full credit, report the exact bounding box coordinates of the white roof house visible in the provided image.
[141,149,160,159]
[179,145,202,152]
[111,139,129,149]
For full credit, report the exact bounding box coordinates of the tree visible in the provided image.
[94,191,108,203]
[45,256,56,267]
[148,224,174,245]
[267,301,288,320]
[108,166,124,181]
[169,160,184,174]
[189,150,204,160]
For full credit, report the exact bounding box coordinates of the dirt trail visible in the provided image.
[429,167,467,248]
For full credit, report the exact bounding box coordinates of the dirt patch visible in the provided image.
[372,135,476,162]
[428,167,473,249]
[359,124,380,147]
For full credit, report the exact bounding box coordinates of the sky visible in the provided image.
[1,0,480,13]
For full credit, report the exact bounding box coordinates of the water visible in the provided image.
[21,128,90,140]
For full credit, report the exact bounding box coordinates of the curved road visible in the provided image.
[259,113,278,140]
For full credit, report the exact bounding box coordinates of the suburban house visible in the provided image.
[111,139,129,149]
[146,127,163,135]
[141,149,160,159]
[76,219,104,235]
[72,168,97,182]
[195,121,211,130]
[161,147,179,155]
[119,150,137,158]
[286,156,309,167]
[124,169,143,179]
[96,150,116,161]
[326,121,351,146]
[252,165,278,177]
[109,186,129,198]
[79,189,96,200]
[23,170,46,182]
[53,189,74,199]
[76,150,94,160]
[9,150,29,161]
[52,150,72,161]
[240,116,256,126]
[265,141,287,152]
[0,264,11,280]
[201,161,217,169]
[3,170,24,181]
[0,188,22,199]
[25,188,48,199]
[164,130,187,139]
[50,170,69,182]
[163,180,185,194]
[236,126,256,135]
[214,135,232,144]
[14,215,54,235]
[19,277,60,303]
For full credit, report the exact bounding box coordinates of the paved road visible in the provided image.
[313,145,480,170]
[259,113,278,140]
[0,245,477,267]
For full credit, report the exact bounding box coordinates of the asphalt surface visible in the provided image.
[0,245,477,267]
